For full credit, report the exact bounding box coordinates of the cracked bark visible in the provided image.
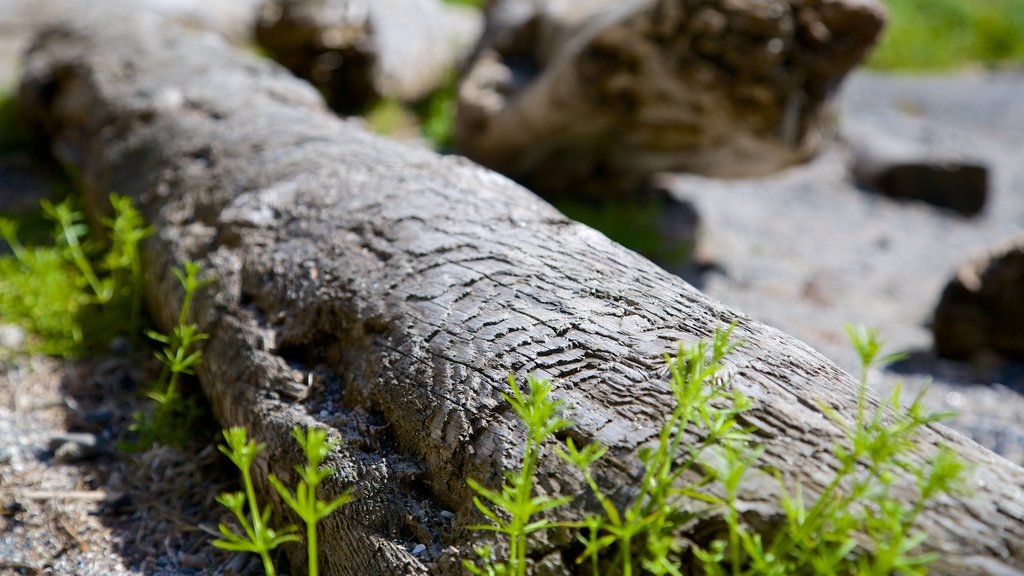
[18,10,1024,576]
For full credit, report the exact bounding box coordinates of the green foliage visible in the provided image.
[365,71,459,149]
[870,0,1024,70]
[365,98,419,139]
[268,428,354,576]
[417,71,459,149]
[467,325,967,575]
[442,0,486,7]
[214,427,301,576]
[693,325,967,576]
[555,198,693,267]
[126,261,212,450]
[566,326,750,576]
[464,375,576,576]
[0,194,152,356]
[215,426,353,576]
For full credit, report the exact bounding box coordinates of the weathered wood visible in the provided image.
[456,0,886,199]
[19,11,1024,576]
[257,0,483,112]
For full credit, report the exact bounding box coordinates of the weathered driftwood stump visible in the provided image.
[933,237,1024,359]
[456,0,886,199]
[19,10,1023,576]
[257,0,483,113]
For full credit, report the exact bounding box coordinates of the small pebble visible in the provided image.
[412,543,426,555]
[0,324,25,351]
[48,432,100,462]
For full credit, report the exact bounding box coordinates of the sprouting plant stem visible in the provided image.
[241,461,276,576]
[44,200,110,302]
[306,519,318,576]
[0,219,27,262]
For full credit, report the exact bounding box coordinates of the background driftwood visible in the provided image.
[257,0,482,112]
[18,10,1024,576]
[455,0,886,199]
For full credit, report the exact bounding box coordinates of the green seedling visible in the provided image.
[468,324,966,575]
[563,325,750,576]
[214,427,300,576]
[268,427,354,576]
[464,375,576,576]
[214,426,353,576]
[694,325,967,576]
[127,260,212,449]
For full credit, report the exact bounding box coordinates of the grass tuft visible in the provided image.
[0,194,152,356]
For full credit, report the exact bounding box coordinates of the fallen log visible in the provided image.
[19,10,1024,576]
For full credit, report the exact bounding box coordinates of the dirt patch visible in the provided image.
[0,355,269,575]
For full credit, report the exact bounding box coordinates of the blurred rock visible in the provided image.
[0,324,25,352]
[933,238,1024,358]
[257,0,484,113]
[455,0,885,200]
[845,120,988,216]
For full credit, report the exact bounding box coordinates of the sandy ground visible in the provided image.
[0,355,269,575]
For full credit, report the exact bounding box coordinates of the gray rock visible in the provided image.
[845,117,989,216]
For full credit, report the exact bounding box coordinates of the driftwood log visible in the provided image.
[456,0,886,199]
[257,0,483,112]
[19,10,1024,576]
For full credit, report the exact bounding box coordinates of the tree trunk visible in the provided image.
[18,10,1024,576]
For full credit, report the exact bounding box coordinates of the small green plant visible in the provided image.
[464,375,576,576]
[215,426,353,576]
[467,325,967,575]
[563,325,750,576]
[416,70,460,149]
[0,194,152,355]
[127,260,211,449]
[214,427,301,576]
[692,325,967,576]
[268,427,354,576]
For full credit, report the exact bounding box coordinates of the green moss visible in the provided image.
[870,0,1024,70]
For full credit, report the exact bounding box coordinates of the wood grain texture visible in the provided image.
[18,11,1024,576]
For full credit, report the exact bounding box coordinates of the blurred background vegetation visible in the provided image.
[868,0,1024,70]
